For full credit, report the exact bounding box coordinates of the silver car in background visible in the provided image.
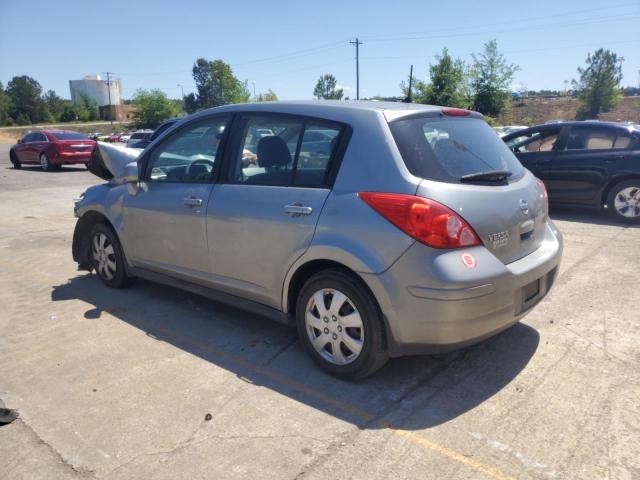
[73,101,562,379]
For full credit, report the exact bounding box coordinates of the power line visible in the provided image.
[350,38,363,100]
[360,2,640,42]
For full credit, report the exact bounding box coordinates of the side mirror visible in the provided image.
[17,138,22,144]
[123,162,139,195]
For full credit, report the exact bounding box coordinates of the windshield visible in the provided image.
[389,117,525,184]
[51,132,88,140]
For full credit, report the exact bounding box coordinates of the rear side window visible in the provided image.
[50,132,88,140]
[564,127,632,150]
[228,115,342,187]
[389,117,525,183]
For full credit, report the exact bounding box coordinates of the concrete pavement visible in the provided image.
[0,142,639,479]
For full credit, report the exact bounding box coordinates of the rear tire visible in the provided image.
[40,153,52,172]
[10,151,21,169]
[296,269,388,379]
[606,180,640,224]
[89,223,135,289]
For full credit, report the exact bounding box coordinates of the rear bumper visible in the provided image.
[52,151,92,165]
[362,220,563,357]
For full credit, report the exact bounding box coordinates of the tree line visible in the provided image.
[0,76,101,126]
[312,40,629,122]
[1,43,631,128]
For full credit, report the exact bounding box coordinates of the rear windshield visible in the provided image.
[389,117,525,183]
[51,132,88,140]
[131,132,152,140]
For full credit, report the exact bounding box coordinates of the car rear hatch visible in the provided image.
[388,111,547,265]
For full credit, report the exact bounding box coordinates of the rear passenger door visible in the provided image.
[551,126,633,204]
[206,114,345,309]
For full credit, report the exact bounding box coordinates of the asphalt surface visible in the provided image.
[0,142,639,480]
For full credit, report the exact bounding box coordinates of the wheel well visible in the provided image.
[285,259,384,318]
[601,176,640,206]
[73,210,117,268]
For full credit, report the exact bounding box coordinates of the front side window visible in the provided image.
[22,133,35,143]
[505,129,561,153]
[228,115,341,187]
[145,116,229,183]
[565,127,631,150]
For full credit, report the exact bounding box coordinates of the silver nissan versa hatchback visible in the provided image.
[73,101,563,379]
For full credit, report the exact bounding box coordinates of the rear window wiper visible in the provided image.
[460,170,512,182]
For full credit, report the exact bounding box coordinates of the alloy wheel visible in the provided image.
[305,288,364,365]
[40,154,49,171]
[613,186,640,218]
[92,233,117,280]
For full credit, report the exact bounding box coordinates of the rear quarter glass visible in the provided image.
[389,116,525,184]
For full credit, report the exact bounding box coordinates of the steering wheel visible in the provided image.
[185,158,215,180]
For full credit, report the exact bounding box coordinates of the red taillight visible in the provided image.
[358,192,481,249]
[442,108,470,117]
[536,178,549,218]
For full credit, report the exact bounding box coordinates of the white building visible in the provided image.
[69,75,121,106]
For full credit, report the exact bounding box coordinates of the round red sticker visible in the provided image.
[461,252,477,269]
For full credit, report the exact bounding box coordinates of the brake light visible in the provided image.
[358,192,481,249]
[442,108,470,117]
[536,178,549,218]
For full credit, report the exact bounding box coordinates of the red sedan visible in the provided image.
[10,130,96,171]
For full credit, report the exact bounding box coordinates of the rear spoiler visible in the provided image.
[88,142,142,182]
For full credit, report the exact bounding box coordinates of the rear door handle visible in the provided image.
[606,155,625,163]
[284,203,313,216]
[183,197,203,207]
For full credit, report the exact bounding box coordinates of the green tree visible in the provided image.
[425,49,466,107]
[471,40,519,116]
[43,90,66,122]
[0,82,11,125]
[191,58,250,110]
[6,75,45,123]
[573,49,623,119]
[313,74,344,100]
[256,89,278,102]
[131,89,181,128]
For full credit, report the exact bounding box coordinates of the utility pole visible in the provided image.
[177,84,185,111]
[349,38,363,100]
[103,71,114,125]
[405,65,414,103]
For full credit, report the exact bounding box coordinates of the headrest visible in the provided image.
[257,136,291,168]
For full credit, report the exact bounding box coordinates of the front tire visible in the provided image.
[607,180,640,224]
[296,269,388,379]
[89,223,135,288]
[10,151,21,169]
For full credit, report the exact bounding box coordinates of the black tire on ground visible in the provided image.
[296,269,388,379]
[89,223,136,289]
[40,153,52,172]
[10,151,21,169]
[606,180,640,224]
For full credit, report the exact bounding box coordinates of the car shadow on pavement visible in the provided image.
[52,274,539,431]
[10,166,88,173]
[550,206,639,228]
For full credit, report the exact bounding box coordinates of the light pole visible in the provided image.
[177,84,185,111]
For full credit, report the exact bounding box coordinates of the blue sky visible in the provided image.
[1,0,638,100]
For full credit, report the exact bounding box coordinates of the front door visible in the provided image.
[122,115,230,283]
[505,126,562,200]
[206,113,344,308]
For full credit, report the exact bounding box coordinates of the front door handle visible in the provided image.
[183,197,203,207]
[284,203,313,216]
